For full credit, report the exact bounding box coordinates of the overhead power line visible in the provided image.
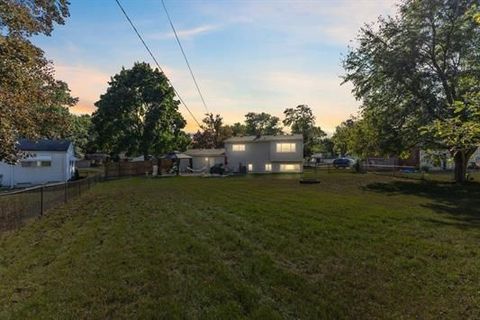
[114,0,202,128]
[161,0,210,114]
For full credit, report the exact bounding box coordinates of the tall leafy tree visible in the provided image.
[283,105,326,157]
[192,113,227,148]
[35,80,78,139]
[92,62,189,158]
[244,112,283,136]
[229,122,247,136]
[332,119,356,156]
[0,0,72,163]
[343,0,480,182]
[67,114,93,157]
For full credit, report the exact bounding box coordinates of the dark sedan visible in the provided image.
[333,158,353,169]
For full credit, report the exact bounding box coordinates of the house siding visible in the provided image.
[225,136,303,173]
[0,146,76,187]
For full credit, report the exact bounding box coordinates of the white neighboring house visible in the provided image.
[0,139,76,188]
[184,149,225,171]
[224,134,304,173]
[420,147,480,170]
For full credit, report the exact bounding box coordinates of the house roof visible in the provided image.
[224,134,303,143]
[18,139,72,152]
[161,151,192,160]
[185,148,225,157]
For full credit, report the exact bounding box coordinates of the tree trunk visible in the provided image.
[453,148,476,183]
[453,151,466,183]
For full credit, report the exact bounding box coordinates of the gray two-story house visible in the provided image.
[224,134,304,173]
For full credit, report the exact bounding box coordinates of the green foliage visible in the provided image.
[283,105,326,157]
[229,122,247,136]
[0,0,69,36]
[191,113,231,149]
[92,62,189,158]
[422,95,480,153]
[0,1,71,163]
[68,114,93,157]
[35,80,78,140]
[332,119,355,156]
[244,112,283,136]
[343,0,480,181]
[311,137,335,158]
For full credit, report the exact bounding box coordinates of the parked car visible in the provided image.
[333,158,353,169]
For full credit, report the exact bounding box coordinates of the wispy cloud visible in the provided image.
[147,24,220,40]
[198,0,397,45]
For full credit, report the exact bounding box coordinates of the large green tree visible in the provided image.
[332,117,381,159]
[343,0,480,182]
[35,80,78,139]
[67,114,93,157]
[0,0,72,163]
[244,112,283,136]
[92,62,190,158]
[283,105,326,157]
[228,122,247,136]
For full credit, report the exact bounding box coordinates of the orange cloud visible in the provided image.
[54,64,110,114]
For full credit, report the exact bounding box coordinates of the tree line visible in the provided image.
[190,105,332,157]
[89,62,333,159]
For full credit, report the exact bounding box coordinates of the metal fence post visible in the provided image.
[40,186,44,216]
[64,181,68,203]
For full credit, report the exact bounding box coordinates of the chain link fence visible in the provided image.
[0,175,102,232]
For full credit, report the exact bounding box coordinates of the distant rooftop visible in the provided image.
[224,134,303,143]
[18,139,72,152]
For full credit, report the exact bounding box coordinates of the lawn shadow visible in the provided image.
[364,180,480,228]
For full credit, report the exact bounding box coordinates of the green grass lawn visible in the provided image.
[1,171,479,319]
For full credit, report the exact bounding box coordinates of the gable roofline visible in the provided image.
[17,139,72,152]
[224,134,303,143]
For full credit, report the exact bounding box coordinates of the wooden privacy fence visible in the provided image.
[0,175,102,233]
[104,160,173,178]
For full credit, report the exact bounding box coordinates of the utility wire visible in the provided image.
[161,0,210,114]
[114,0,202,128]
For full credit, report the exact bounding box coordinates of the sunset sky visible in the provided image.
[33,0,397,133]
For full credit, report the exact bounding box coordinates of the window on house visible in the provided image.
[21,161,34,168]
[21,160,51,168]
[248,163,253,171]
[276,143,296,153]
[232,144,245,151]
[40,161,51,167]
[265,163,272,172]
[279,164,300,172]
